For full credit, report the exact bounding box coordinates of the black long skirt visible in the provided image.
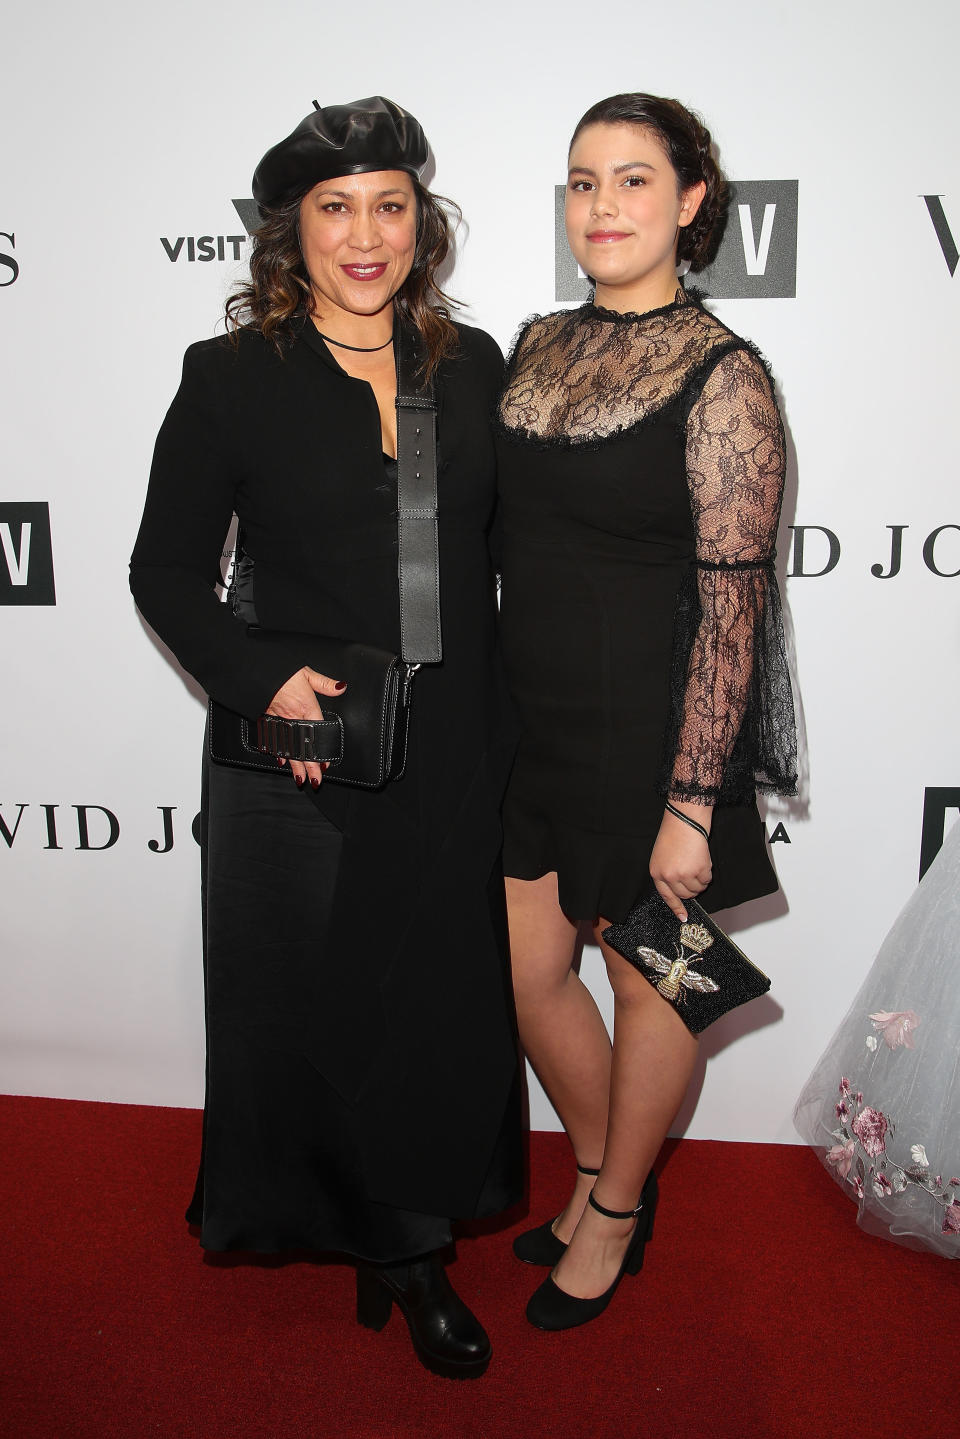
[187,723,522,1263]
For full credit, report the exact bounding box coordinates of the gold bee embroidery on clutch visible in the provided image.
[637,921,720,1003]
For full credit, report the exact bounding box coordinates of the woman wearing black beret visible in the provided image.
[130,97,521,1379]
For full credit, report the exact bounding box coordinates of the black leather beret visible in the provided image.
[252,96,428,207]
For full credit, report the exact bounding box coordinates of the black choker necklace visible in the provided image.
[315,330,394,353]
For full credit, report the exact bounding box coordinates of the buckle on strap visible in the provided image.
[254,714,343,763]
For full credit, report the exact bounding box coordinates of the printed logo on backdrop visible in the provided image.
[0,503,56,604]
[160,199,259,265]
[919,788,960,880]
[555,181,799,301]
[787,524,960,578]
[922,196,958,276]
[0,231,19,286]
[762,781,960,864]
[0,799,798,856]
[0,804,201,852]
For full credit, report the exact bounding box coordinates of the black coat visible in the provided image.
[131,319,522,1259]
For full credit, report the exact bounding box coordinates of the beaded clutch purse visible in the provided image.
[601,894,771,1035]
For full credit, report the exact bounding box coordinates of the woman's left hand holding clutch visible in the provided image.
[649,801,714,922]
[266,665,347,790]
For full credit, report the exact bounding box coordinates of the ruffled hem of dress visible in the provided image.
[503,802,779,925]
[504,814,654,923]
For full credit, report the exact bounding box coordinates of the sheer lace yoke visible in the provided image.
[498,293,749,449]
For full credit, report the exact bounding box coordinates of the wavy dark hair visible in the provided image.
[570,93,729,271]
[225,178,460,379]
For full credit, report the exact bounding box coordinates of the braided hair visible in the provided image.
[569,94,729,271]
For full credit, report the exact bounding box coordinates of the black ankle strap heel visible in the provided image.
[587,1190,644,1220]
[513,1160,602,1267]
[526,1172,660,1332]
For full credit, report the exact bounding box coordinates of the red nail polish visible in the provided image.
[321,762,330,772]
[310,777,320,790]
[295,775,305,789]
[334,681,347,692]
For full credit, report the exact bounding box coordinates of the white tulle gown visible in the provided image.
[794,822,960,1257]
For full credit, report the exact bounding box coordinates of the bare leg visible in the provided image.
[506,874,613,1240]
[549,923,698,1299]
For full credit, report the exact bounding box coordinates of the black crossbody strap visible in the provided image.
[395,325,441,664]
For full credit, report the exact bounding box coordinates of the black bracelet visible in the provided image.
[665,800,711,842]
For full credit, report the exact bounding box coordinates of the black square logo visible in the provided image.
[0,502,56,605]
[695,181,798,299]
[555,179,799,301]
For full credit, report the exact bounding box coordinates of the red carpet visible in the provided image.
[2,1094,954,1439]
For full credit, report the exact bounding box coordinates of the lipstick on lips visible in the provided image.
[340,262,389,280]
[586,230,631,243]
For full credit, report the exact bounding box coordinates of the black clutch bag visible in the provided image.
[601,894,771,1035]
[206,324,439,792]
[208,635,415,789]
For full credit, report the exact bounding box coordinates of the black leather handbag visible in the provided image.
[207,636,416,788]
[207,325,440,789]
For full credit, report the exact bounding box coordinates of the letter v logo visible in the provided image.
[0,521,31,584]
[0,502,56,604]
[738,203,777,275]
[922,196,959,275]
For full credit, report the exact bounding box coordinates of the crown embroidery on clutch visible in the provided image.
[637,921,719,1003]
[679,922,713,955]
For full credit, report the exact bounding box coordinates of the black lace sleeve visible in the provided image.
[661,347,798,805]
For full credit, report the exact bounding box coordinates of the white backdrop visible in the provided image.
[2,0,957,1144]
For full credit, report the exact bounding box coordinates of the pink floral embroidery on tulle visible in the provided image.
[869,1010,920,1050]
[823,1004,958,1242]
[942,1204,960,1235]
[852,1106,888,1158]
[826,1141,856,1179]
[872,1172,893,1198]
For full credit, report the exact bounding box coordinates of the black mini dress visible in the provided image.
[494,292,797,923]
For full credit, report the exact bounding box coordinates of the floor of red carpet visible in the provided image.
[1,1095,954,1439]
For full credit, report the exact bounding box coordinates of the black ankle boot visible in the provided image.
[356,1251,492,1379]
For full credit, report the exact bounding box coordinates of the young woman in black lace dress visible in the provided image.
[495,94,797,1330]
